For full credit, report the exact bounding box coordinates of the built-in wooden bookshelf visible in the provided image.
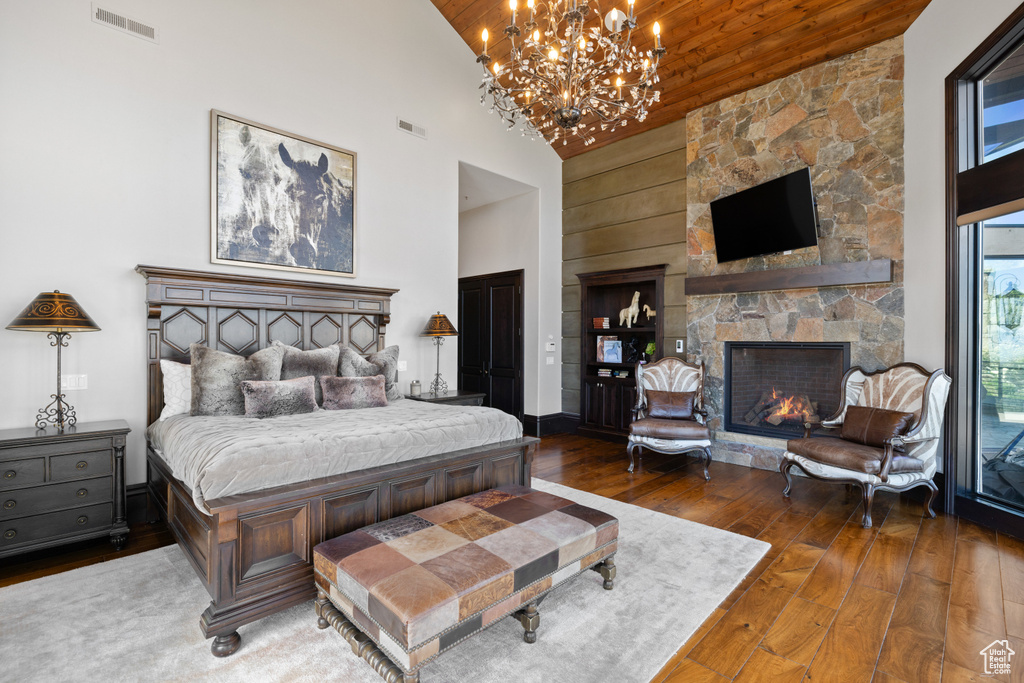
[576,265,666,441]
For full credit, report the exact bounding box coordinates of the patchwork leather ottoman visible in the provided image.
[313,485,619,683]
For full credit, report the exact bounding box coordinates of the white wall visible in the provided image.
[459,190,552,416]
[904,0,1021,369]
[0,0,563,484]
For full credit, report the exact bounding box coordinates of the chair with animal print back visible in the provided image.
[780,363,951,528]
[627,357,712,479]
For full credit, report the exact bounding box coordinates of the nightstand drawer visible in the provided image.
[0,458,45,490]
[0,503,112,548]
[50,450,112,481]
[0,477,113,521]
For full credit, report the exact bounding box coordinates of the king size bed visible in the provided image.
[137,265,538,657]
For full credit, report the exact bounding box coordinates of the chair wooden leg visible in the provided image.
[701,447,712,481]
[780,460,795,497]
[923,480,938,519]
[860,483,875,528]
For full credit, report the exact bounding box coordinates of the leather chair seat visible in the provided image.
[786,437,924,475]
[630,418,709,441]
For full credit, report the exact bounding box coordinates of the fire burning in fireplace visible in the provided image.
[745,388,818,427]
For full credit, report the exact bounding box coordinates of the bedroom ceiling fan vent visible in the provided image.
[396,118,427,140]
[91,4,159,43]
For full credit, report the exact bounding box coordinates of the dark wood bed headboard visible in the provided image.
[136,265,399,426]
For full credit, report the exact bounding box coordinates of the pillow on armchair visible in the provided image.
[840,406,915,448]
[646,390,695,420]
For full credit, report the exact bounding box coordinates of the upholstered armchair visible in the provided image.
[781,363,951,528]
[627,357,712,479]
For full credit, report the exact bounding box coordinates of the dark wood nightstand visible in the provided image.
[0,420,130,558]
[405,390,486,407]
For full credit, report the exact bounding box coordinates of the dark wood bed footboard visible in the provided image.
[146,436,538,657]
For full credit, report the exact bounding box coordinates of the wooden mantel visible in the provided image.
[684,259,892,296]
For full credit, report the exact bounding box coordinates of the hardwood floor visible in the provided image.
[2,433,1022,682]
[535,434,1024,683]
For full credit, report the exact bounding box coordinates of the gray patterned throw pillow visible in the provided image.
[337,345,402,401]
[189,344,285,416]
[240,376,318,418]
[320,375,388,410]
[272,341,341,405]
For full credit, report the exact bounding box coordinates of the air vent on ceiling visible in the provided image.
[396,117,427,140]
[91,4,158,43]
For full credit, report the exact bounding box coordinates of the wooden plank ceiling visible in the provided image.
[431,0,933,160]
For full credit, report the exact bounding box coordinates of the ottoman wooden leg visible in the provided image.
[315,589,331,630]
[591,557,616,590]
[516,603,540,644]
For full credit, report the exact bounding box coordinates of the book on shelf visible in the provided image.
[602,339,623,364]
[592,317,609,329]
[613,369,630,379]
[596,335,618,362]
[597,368,612,377]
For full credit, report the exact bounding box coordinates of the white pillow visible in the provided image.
[159,360,192,420]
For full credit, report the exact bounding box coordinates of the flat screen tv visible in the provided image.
[710,167,819,264]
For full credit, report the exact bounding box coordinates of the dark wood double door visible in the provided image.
[458,271,524,421]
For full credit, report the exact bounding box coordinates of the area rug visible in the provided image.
[0,479,768,683]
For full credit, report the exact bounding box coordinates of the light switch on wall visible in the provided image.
[546,357,555,365]
[676,339,684,353]
[397,361,408,372]
[545,341,557,352]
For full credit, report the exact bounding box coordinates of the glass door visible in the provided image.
[980,215,1024,509]
[974,43,1024,511]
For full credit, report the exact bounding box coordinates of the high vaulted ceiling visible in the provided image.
[431,0,933,160]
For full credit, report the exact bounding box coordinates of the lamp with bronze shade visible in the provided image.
[7,291,101,431]
[422,312,458,395]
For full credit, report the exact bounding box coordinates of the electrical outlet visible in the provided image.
[397,361,408,372]
[676,339,684,353]
[61,374,88,391]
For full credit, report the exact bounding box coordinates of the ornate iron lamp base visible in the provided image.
[429,336,449,395]
[36,331,76,431]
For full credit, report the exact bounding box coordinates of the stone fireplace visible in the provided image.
[725,342,850,439]
[684,37,905,472]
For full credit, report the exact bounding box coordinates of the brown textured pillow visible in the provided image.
[240,376,318,419]
[190,344,285,416]
[321,375,388,410]
[840,406,915,447]
[646,390,695,420]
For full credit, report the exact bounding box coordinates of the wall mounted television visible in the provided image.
[710,167,819,264]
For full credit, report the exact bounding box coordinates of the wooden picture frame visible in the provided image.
[210,110,357,278]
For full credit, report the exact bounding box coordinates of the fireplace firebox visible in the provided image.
[724,342,850,439]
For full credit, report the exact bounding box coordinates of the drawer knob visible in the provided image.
[76,461,88,470]
[3,470,14,480]
[3,529,15,540]
[2,500,14,510]
[77,488,88,498]
[76,515,88,526]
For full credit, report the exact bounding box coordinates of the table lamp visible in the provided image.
[422,312,458,395]
[7,291,101,431]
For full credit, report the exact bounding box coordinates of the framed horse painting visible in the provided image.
[210,110,357,277]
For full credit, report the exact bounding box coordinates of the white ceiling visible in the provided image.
[458,161,536,214]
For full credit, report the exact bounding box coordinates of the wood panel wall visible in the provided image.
[561,119,687,414]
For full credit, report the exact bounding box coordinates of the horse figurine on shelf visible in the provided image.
[619,291,641,328]
[643,304,656,321]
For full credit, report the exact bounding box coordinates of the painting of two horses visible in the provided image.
[212,111,355,277]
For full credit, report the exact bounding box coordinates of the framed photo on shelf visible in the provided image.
[210,110,357,277]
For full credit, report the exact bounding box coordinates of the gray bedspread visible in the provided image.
[147,401,523,511]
